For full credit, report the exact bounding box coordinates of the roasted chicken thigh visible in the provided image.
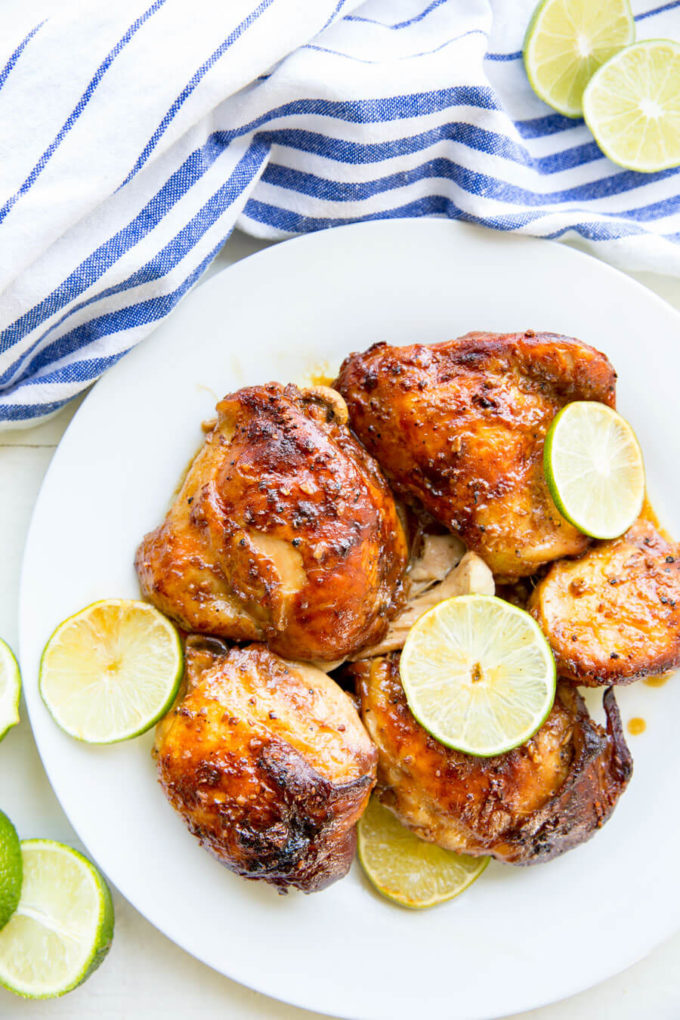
[136,383,408,661]
[530,517,680,686]
[349,655,631,865]
[336,332,617,578]
[155,637,377,892]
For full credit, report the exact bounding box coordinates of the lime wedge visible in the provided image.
[358,797,488,909]
[544,402,644,539]
[583,39,680,172]
[0,639,21,742]
[400,595,556,757]
[0,840,113,998]
[523,0,634,117]
[0,812,21,931]
[40,599,182,744]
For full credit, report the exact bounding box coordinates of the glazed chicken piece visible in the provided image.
[530,517,680,686]
[155,637,377,893]
[136,383,408,661]
[336,332,617,579]
[348,655,631,865]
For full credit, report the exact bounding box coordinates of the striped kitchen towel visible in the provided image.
[1,0,679,426]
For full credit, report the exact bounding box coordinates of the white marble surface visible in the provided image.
[1,229,679,1020]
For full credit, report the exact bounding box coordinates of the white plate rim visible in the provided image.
[18,219,680,1020]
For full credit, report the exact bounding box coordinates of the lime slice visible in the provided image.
[400,595,556,757]
[358,797,488,909]
[0,639,21,742]
[583,39,680,172]
[0,812,22,931]
[40,599,182,743]
[0,840,113,998]
[545,401,644,540]
[523,0,634,118]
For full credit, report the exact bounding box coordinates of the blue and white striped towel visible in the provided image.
[1,0,679,427]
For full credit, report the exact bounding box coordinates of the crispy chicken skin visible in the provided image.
[348,655,631,865]
[335,332,617,578]
[136,383,408,661]
[530,518,680,686]
[155,637,377,892]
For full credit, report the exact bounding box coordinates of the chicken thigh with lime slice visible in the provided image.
[347,654,631,865]
[335,331,616,579]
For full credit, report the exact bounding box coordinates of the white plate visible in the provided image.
[20,220,680,1020]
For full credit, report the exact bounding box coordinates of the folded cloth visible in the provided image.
[1,0,679,427]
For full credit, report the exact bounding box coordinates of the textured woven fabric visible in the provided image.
[1,0,679,426]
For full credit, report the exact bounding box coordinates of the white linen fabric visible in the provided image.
[0,0,678,426]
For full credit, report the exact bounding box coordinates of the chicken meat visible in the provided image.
[530,517,680,685]
[155,636,377,892]
[335,331,617,578]
[136,383,408,661]
[348,654,631,865]
[351,548,494,659]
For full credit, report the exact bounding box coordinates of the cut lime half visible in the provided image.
[545,401,644,539]
[40,599,182,744]
[524,0,634,117]
[358,797,488,909]
[583,39,680,172]
[0,639,21,742]
[400,595,556,758]
[0,840,113,998]
[0,811,22,932]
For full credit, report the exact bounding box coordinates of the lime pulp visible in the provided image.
[400,594,556,758]
[358,797,488,909]
[0,840,113,998]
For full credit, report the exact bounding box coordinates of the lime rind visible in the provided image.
[583,39,680,173]
[0,811,22,932]
[0,640,21,742]
[523,0,635,118]
[400,595,557,758]
[358,797,488,909]
[545,402,645,540]
[39,599,183,744]
[0,840,113,999]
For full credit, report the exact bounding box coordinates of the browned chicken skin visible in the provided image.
[336,332,617,579]
[155,637,377,892]
[348,655,631,865]
[530,518,680,686]
[136,383,408,661]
